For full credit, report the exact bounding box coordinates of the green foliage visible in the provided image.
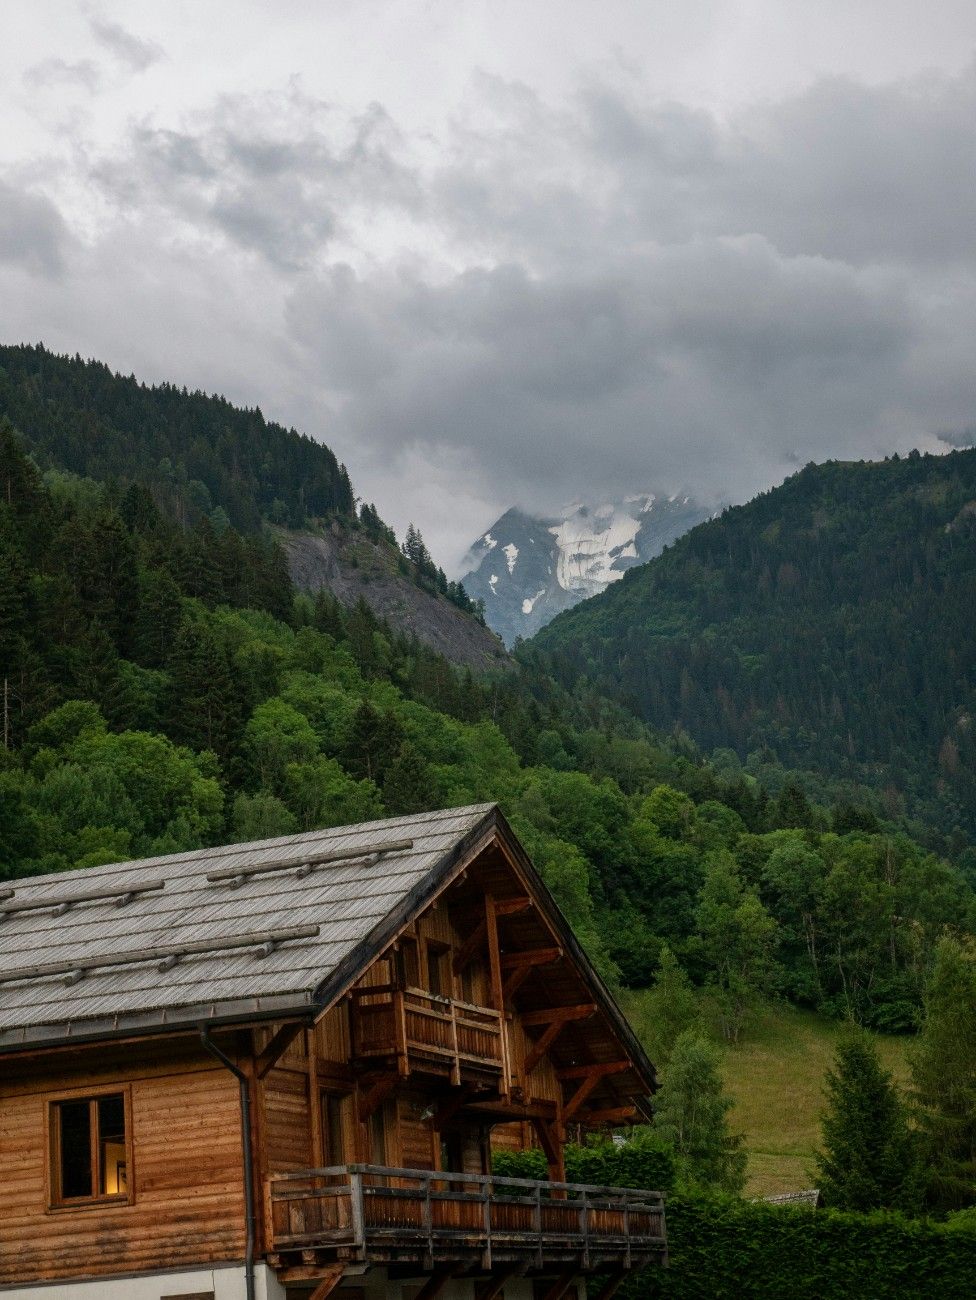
[0,344,353,529]
[536,448,976,840]
[695,854,779,1041]
[629,1194,976,1300]
[653,1030,747,1193]
[636,945,701,1067]
[0,414,972,1038]
[910,937,976,1210]
[816,1029,922,1213]
[495,1143,976,1299]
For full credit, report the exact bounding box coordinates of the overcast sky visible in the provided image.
[4,2,976,569]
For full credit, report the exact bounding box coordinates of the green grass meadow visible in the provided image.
[623,995,910,1197]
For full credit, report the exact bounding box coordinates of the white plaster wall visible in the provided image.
[0,1261,285,1300]
[2,1265,579,1300]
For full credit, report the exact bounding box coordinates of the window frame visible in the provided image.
[46,1083,134,1212]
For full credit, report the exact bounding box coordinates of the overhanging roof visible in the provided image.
[0,804,656,1099]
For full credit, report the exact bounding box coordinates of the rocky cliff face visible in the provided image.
[280,524,509,671]
[461,493,714,645]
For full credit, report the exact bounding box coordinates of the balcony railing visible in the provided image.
[267,1164,667,1275]
[351,986,506,1084]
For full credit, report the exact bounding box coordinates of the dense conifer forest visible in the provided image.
[535,451,976,841]
[0,342,355,530]
[2,417,972,1038]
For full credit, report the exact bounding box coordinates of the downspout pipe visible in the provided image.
[201,1028,257,1300]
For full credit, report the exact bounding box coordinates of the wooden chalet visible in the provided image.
[0,804,666,1300]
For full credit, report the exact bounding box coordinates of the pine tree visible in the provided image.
[910,937,976,1209]
[816,1028,921,1212]
[653,1029,746,1193]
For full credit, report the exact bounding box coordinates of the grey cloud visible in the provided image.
[285,236,919,525]
[24,58,102,91]
[433,63,976,271]
[89,17,164,73]
[93,92,420,269]
[10,57,976,567]
[937,426,976,449]
[0,179,68,276]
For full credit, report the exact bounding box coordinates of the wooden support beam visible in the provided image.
[591,1270,630,1300]
[502,964,533,1003]
[414,1267,461,1300]
[541,1266,580,1300]
[578,1105,638,1126]
[524,1020,566,1075]
[563,1073,601,1122]
[308,1267,346,1300]
[485,896,504,1014]
[476,1262,528,1300]
[254,1021,307,1079]
[307,1029,323,1163]
[521,1003,597,1027]
[430,1084,475,1129]
[500,947,563,969]
[495,895,532,916]
[466,1095,558,1120]
[557,1060,631,1081]
[357,1073,397,1123]
[531,1115,563,1174]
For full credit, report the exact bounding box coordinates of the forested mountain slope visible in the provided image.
[1,424,972,1036]
[0,343,495,664]
[535,450,976,838]
[0,343,354,530]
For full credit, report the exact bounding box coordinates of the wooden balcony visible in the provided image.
[267,1163,667,1279]
[351,986,506,1084]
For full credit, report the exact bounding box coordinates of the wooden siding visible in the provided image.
[0,1048,245,1287]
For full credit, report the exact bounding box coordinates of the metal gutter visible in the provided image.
[200,1028,257,1300]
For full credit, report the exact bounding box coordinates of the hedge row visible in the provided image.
[493,1145,976,1299]
[636,1193,976,1299]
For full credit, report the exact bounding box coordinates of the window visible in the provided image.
[50,1091,130,1206]
[321,1092,347,1167]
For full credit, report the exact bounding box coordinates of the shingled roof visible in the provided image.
[0,804,497,1052]
[0,805,654,1099]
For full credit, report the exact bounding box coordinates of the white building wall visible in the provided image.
[0,1264,580,1299]
[0,1261,284,1300]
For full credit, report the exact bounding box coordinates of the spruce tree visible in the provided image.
[341,701,404,784]
[382,741,437,815]
[653,1029,746,1193]
[910,937,976,1209]
[166,619,243,760]
[816,1028,921,1212]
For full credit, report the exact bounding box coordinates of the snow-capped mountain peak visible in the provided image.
[461,493,714,645]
